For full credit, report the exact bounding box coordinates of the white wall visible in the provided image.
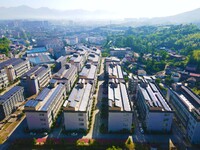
[64,112,87,130]
[26,112,50,130]
[108,112,132,131]
[146,112,173,132]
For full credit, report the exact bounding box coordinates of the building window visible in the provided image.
[39,114,44,116]
[164,113,170,116]
[78,113,83,116]
[79,123,84,126]
[41,123,46,126]
[40,118,46,121]
[79,118,84,121]
[163,118,169,122]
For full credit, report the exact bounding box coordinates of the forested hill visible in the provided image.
[105,24,200,55]
[0,37,10,56]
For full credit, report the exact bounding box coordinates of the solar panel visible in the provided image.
[0,86,23,100]
[120,83,131,111]
[149,83,158,92]
[36,88,51,101]
[40,84,64,111]
[25,100,39,107]
[79,83,92,111]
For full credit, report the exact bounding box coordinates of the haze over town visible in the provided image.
[1,0,200,18]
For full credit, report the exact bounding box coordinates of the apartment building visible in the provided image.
[0,68,9,90]
[79,63,97,84]
[63,79,93,130]
[0,58,30,82]
[105,57,120,72]
[110,47,131,58]
[70,53,86,72]
[107,62,124,82]
[168,83,200,144]
[136,80,173,132]
[87,53,100,67]
[52,63,78,92]
[108,80,133,131]
[0,86,24,120]
[24,83,66,130]
[20,65,51,96]
[105,57,133,132]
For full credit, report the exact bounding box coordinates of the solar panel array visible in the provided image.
[36,88,51,101]
[0,86,23,101]
[181,86,200,108]
[40,84,64,111]
[25,100,39,107]
[139,82,172,111]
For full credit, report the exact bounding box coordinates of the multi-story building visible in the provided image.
[0,86,24,120]
[107,62,124,82]
[52,63,78,92]
[70,53,86,72]
[110,47,131,58]
[63,80,93,130]
[0,68,9,90]
[24,83,66,130]
[105,57,120,72]
[108,80,133,131]
[0,58,30,82]
[168,83,200,144]
[87,53,100,67]
[105,57,133,132]
[55,56,67,71]
[20,65,51,96]
[136,80,173,132]
[79,63,97,84]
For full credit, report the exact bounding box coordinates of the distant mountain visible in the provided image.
[0,5,115,20]
[1,5,200,25]
[124,8,200,26]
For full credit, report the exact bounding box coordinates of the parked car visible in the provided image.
[140,127,144,134]
[71,132,78,136]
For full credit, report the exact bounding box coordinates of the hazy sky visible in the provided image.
[1,0,200,18]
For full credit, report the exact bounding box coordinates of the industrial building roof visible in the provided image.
[138,82,172,111]
[0,58,27,70]
[108,63,123,79]
[21,65,49,79]
[79,64,97,80]
[0,86,23,103]
[24,84,65,111]
[63,80,92,111]
[53,64,77,80]
[108,82,131,111]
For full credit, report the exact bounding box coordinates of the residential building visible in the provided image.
[107,62,124,82]
[137,69,147,76]
[105,57,120,71]
[63,80,93,130]
[20,65,52,96]
[24,83,66,130]
[168,83,200,144]
[106,58,133,132]
[70,53,86,72]
[55,56,67,71]
[136,80,173,132]
[110,47,131,58]
[79,63,97,84]
[0,86,24,120]
[0,68,9,90]
[108,80,133,131]
[52,63,78,92]
[0,58,30,82]
[87,53,100,67]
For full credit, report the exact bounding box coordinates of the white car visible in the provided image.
[71,132,78,136]
[140,128,144,134]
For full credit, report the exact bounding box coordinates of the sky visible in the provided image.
[1,0,200,18]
